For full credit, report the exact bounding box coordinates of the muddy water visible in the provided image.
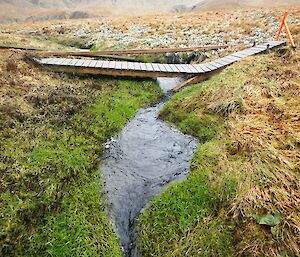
[101,78,198,257]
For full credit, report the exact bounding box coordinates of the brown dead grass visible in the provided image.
[225,50,300,256]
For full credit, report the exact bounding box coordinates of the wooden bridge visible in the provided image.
[34,41,285,85]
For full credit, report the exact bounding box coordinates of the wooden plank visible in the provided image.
[140,62,148,71]
[152,63,161,72]
[175,64,188,73]
[127,62,135,70]
[197,64,211,73]
[102,61,111,69]
[159,64,168,72]
[145,63,153,71]
[163,64,174,73]
[204,62,218,71]
[108,61,116,69]
[192,64,205,73]
[208,61,223,69]
[41,58,54,64]
[95,60,104,68]
[182,64,195,74]
[92,60,99,68]
[74,59,85,67]
[166,64,176,72]
[121,62,128,70]
[115,61,122,70]
[81,60,92,67]
[224,55,241,62]
[88,60,97,67]
[134,62,141,70]
[186,64,198,73]
[169,64,180,73]
[220,57,237,65]
[68,59,79,66]
[213,58,230,66]
[52,58,66,65]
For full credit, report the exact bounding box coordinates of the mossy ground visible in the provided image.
[138,48,300,257]
[0,49,163,256]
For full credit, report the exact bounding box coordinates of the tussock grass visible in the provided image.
[138,48,300,256]
[0,49,162,256]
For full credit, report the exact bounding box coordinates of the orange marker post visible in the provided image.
[276,12,296,47]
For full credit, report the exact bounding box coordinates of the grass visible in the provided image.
[0,49,163,256]
[138,48,300,256]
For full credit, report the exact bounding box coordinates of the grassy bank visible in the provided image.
[0,50,162,256]
[138,48,300,256]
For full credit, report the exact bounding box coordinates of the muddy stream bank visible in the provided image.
[101,78,199,257]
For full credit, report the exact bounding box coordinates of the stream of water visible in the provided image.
[101,78,199,257]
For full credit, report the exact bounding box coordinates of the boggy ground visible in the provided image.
[0,48,162,256]
[1,7,300,51]
[138,48,300,256]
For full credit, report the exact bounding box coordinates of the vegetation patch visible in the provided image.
[0,50,162,256]
[138,48,300,256]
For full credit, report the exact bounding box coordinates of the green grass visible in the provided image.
[138,139,237,257]
[0,77,162,256]
[137,63,249,257]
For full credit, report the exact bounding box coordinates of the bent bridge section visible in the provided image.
[35,41,285,78]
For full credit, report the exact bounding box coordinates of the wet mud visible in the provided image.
[101,78,198,257]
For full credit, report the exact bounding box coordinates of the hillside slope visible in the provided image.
[191,0,300,11]
[1,0,300,23]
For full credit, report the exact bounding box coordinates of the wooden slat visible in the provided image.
[52,58,66,65]
[115,61,122,70]
[81,60,92,67]
[127,62,135,70]
[208,61,223,69]
[182,64,195,74]
[74,59,85,67]
[102,61,111,69]
[121,62,128,70]
[41,58,54,64]
[92,60,99,68]
[190,64,202,73]
[214,57,233,66]
[158,64,168,72]
[191,64,205,73]
[88,60,96,67]
[134,62,141,70]
[95,60,104,68]
[197,64,211,72]
[152,63,161,72]
[213,58,230,66]
[169,64,180,73]
[175,64,188,73]
[109,61,116,69]
[164,64,174,73]
[68,59,79,66]
[224,55,241,62]
[140,63,148,71]
[145,63,153,71]
[204,62,218,71]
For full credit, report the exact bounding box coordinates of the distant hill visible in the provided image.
[189,0,300,12]
[0,0,200,23]
[0,0,299,23]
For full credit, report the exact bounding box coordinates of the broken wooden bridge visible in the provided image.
[34,41,285,90]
